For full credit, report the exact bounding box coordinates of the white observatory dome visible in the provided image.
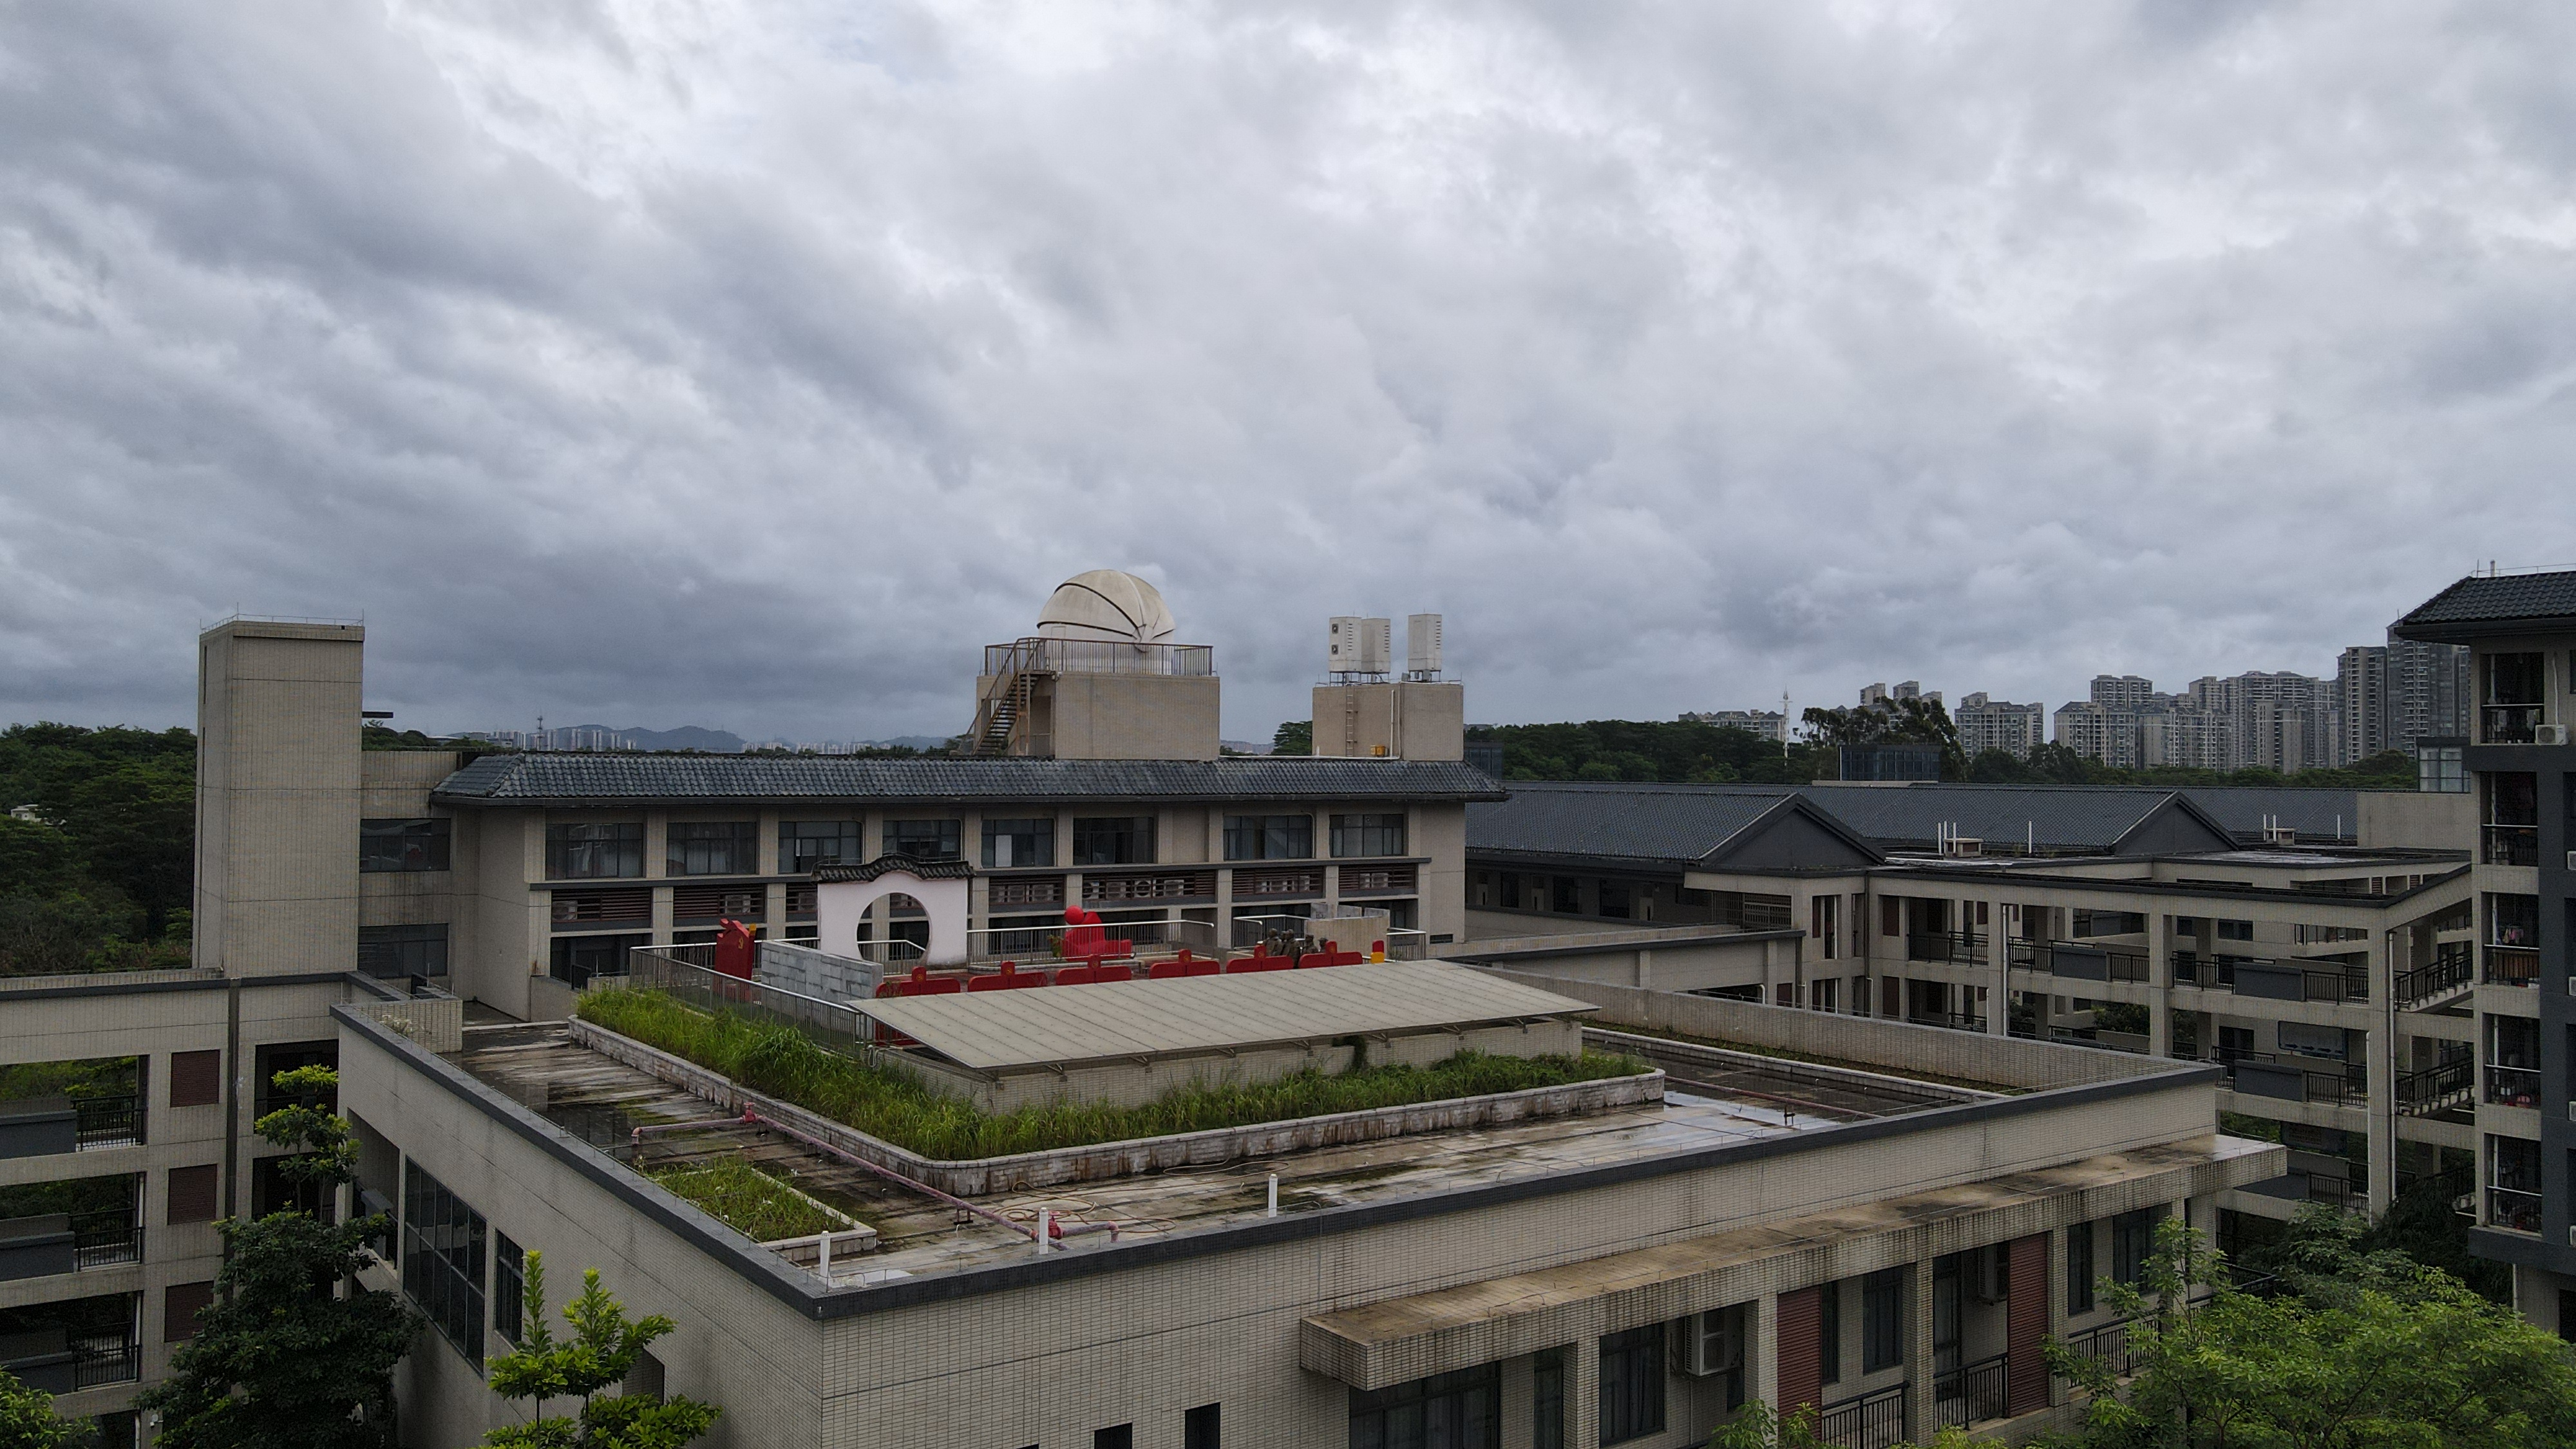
[1034,571,1177,645]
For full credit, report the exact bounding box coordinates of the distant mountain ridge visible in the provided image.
[560,724,748,752]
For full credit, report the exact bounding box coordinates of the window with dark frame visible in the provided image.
[1862,1266,1905,1373]
[547,933,649,988]
[1596,1323,1665,1444]
[1532,1347,1564,1449]
[2111,1208,2161,1288]
[1551,876,1580,913]
[493,1231,526,1346]
[357,923,448,980]
[1329,813,1406,858]
[359,818,450,872]
[667,820,757,876]
[1073,817,1155,866]
[1348,1364,1499,1449]
[2069,1222,2096,1315]
[545,822,644,879]
[1183,1403,1220,1449]
[402,1162,486,1365]
[1222,815,1312,861]
[1820,1280,1842,1385]
[884,819,963,861]
[982,817,1056,868]
[778,820,862,874]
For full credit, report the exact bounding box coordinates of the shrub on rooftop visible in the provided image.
[576,986,1648,1161]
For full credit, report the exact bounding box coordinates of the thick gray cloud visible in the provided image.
[3,0,2573,741]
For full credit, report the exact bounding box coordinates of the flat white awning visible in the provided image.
[856,960,1593,1075]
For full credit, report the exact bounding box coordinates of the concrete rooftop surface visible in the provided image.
[449,1019,1969,1289]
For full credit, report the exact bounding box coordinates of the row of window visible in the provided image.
[536,814,1411,878]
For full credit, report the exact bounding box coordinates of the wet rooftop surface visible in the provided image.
[452,1023,1958,1289]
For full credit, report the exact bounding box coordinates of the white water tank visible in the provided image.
[1406,614,1443,676]
[1328,617,1390,675]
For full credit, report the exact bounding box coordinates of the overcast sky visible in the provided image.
[5,1,2572,744]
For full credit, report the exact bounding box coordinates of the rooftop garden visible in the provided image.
[576,986,1650,1162]
[649,1158,845,1242]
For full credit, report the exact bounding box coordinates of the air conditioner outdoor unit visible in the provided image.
[1683,1307,1739,1377]
[2537,724,2571,746]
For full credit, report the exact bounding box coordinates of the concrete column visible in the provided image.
[1568,1336,1600,1449]
[1986,898,2010,1036]
[650,885,674,946]
[1501,1354,1536,1449]
[1752,1292,1779,1412]
[1636,948,1656,991]
[2371,927,2400,1215]
[2044,1227,2069,1407]
[1904,1256,1935,1442]
[2148,912,2174,1057]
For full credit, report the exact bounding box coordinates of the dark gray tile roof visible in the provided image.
[1466,783,1799,864]
[1469,780,2235,862]
[1796,783,2228,853]
[2394,571,2576,639]
[431,753,1508,805]
[2177,788,2360,842]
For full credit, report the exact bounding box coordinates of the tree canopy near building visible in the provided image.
[0,723,195,974]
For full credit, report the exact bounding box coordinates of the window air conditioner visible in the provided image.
[2537,724,2571,746]
[1684,1308,1738,1377]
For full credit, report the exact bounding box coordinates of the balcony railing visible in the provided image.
[2485,1065,2543,1108]
[2481,705,2544,744]
[72,1095,142,1151]
[2179,952,2364,1001]
[2395,1057,2474,1117]
[2394,946,2473,1009]
[0,1328,138,1394]
[1908,1010,1987,1034]
[1908,931,1985,963]
[2483,945,2540,987]
[2066,1318,2141,1377]
[2482,824,2541,866]
[1815,1383,1907,1449]
[2216,1050,2367,1107]
[2488,1186,2543,1234]
[1933,1353,2010,1428]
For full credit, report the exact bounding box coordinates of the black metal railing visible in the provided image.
[69,1329,137,1388]
[1815,1383,1907,1449]
[1933,1353,2010,1428]
[2481,705,2543,744]
[2482,824,2541,866]
[70,1095,142,1151]
[68,1211,140,1269]
[2484,945,2540,987]
[2066,1318,2141,1377]
[2488,1186,2543,1234]
[2485,1065,2542,1108]
[1908,931,1986,963]
[2214,1050,2367,1107]
[2395,1057,2474,1117]
[2393,947,2473,1009]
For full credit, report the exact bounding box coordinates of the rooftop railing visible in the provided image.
[981,638,1215,679]
[625,947,878,1065]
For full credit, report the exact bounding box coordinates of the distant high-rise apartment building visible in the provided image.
[2382,627,2470,753]
[1683,708,1787,742]
[2090,674,2155,711]
[2051,699,2140,768]
[2333,645,2389,766]
[1857,681,1940,708]
[1955,693,2045,760]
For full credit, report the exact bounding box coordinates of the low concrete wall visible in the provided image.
[1478,969,2177,1092]
[1448,927,1796,994]
[564,1018,1663,1197]
[527,975,577,1022]
[756,941,882,1003]
[1586,1027,1993,1108]
[346,996,465,1054]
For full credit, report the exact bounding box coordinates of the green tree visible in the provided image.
[486,1253,719,1449]
[1271,719,1312,755]
[137,1067,416,1449]
[2042,1216,2576,1449]
[0,1367,75,1449]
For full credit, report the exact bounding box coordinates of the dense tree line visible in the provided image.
[0,723,195,975]
[1457,714,2420,790]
